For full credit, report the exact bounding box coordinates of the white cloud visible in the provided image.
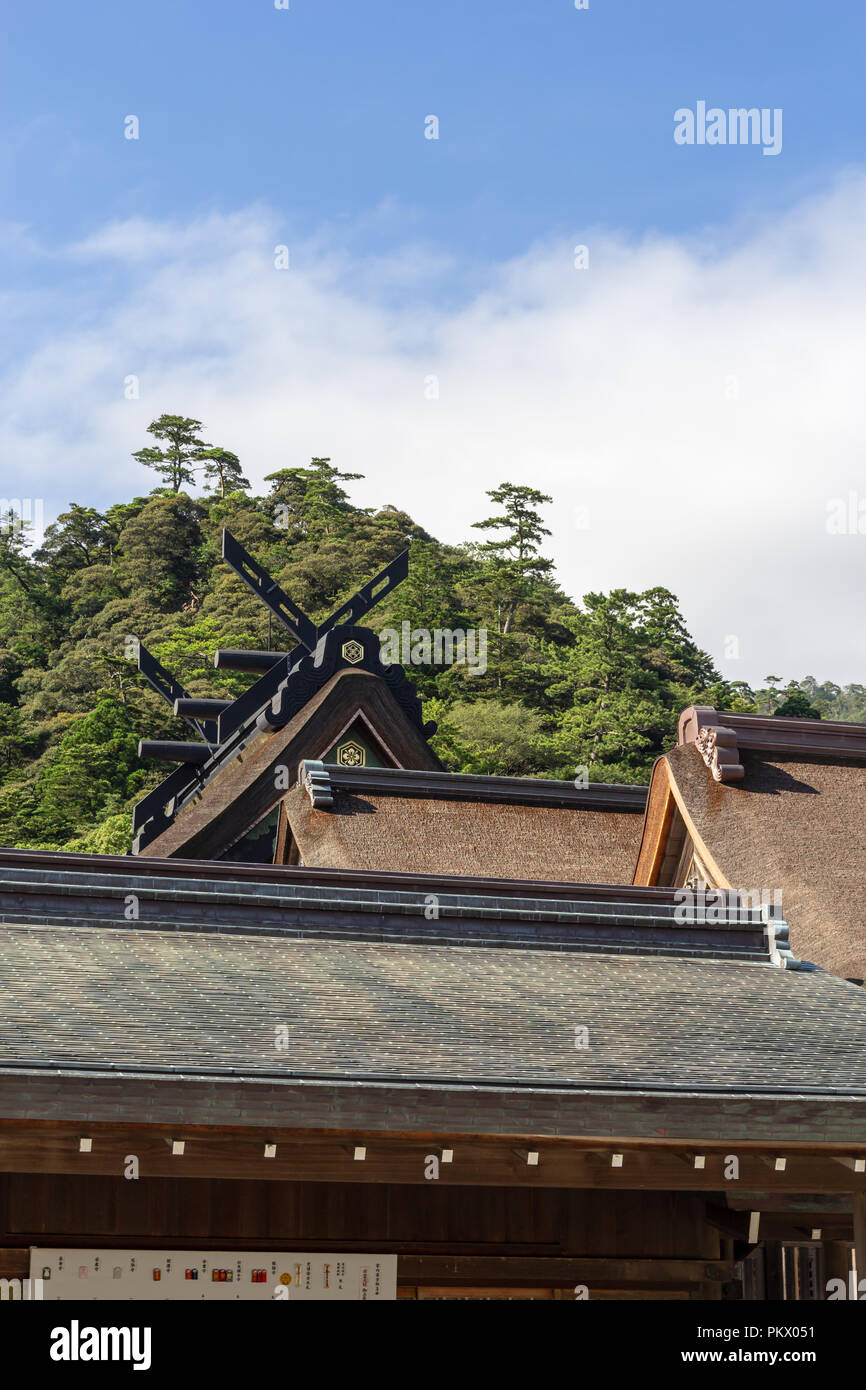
[2,174,866,685]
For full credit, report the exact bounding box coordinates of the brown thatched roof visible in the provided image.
[284,771,646,884]
[637,709,866,981]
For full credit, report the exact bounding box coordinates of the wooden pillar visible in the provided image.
[853,1192,866,1290]
[824,1239,851,1291]
[742,1246,765,1300]
[763,1241,784,1301]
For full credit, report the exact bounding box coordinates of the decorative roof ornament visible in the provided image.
[677,706,744,783]
[299,759,334,809]
[341,639,364,665]
[336,740,366,767]
[694,723,745,783]
[134,640,220,745]
[764,919,813,971]
[254,625,432,735]
[678,703,866,761]
[131,529,428,852]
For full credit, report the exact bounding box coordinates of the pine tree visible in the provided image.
[196,448,250,498]
[265,458,364,539]
[471,482,553,634]
[132,415,209,492]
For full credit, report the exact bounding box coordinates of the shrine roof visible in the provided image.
[0,851,864,1143]
[284,763,646,885]
[636,706,866,981]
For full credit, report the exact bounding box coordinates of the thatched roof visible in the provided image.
[637,707,866,982]
[284,767,646,884]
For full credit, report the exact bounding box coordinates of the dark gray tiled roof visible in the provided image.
[0,862,776,959]
[1,919,865,1095]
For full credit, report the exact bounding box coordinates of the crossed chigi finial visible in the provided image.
[133,527,409,761]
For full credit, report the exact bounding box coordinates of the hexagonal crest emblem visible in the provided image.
[341,639,364,665]
[336,740,366,767]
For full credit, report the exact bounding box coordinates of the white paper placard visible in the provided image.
[30,1249,397,1300]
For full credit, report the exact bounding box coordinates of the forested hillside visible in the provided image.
[0,414,856,854]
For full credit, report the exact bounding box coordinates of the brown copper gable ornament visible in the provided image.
[694,723,744,783]
[678,706,744,784]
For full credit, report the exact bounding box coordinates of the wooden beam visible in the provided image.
[394,1256,732,1289]
[5,1068,866,1141]
[704,1202,855,1242]
[634,759,676,885]
[0,1126,865,1194]
[0,1249,28,1277]
[760,1156,787,1173]
[726,1192,854,1214]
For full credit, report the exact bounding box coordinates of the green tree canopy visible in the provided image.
[132,414,209,492]
[0,417,850,850]
[196,448,250,498]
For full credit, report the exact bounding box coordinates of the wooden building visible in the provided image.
[637,704,866,983]
[0,533,864,1301]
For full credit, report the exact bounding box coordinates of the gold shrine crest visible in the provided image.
[341,639,364,665]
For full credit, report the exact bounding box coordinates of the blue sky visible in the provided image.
[4,0,864,266]
[2,1,866,683]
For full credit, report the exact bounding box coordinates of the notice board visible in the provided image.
[30,1249,397,1300]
